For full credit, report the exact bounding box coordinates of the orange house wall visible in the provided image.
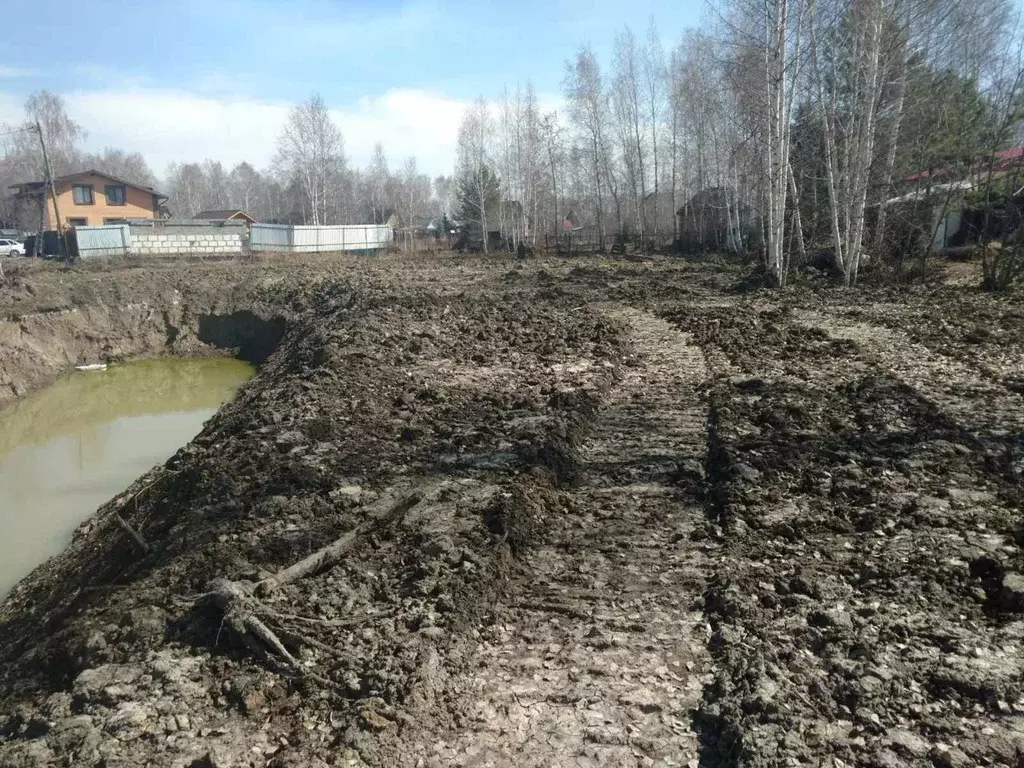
[46,174,158,228]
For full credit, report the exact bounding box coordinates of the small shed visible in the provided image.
[193,209,257,224]
[677,188,761,254]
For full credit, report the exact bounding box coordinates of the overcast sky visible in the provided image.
[0,0,704,179]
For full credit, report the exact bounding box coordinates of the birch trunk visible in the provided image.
[763,0,793,285]
[788,160,807,263]
[871,3,910,259]
[670,75,679,242]
[846,3,885,286]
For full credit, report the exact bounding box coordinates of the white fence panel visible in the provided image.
[343,225,392,251]
[251,223,392,253]
[292,226,329,252]
[250,223,292,251]
[75,225,131,258]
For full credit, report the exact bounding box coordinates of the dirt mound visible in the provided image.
[665,295,1024,768]
[4,254,1024,766]
[0,262,626,767]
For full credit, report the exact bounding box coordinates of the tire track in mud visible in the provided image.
[0,289,632,768]
[793,308,1024,444]
[426,309,712,768]
[673,303,1024,768]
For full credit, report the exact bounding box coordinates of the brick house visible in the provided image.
[9,170,168,228]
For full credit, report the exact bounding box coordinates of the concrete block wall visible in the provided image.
[130,231,245,256]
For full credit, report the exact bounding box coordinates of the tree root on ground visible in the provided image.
[113,513,150,553]
[196,482,447,685]
[255,490,425,596]
[204,578,337,688]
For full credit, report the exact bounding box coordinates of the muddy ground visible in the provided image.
[1,253,1023,767]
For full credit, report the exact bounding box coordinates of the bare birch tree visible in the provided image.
[642,19,668,242]
[733,0,810,285]
[228,162,262,213]
[809,0,889,286]
[165,162,207,217]
[394,157,431,250]
[564,47,611,250]
[869,0,914,259]
[433,175,456,221]
[539,112,566,242]
[367,143,393,224]
[79,148,156,188]
[274,94,345,226]
[520,83,543,246]
[613,27,650,241]
[201,160,230,209]
[0,91,85,229]
[20,91,84,177]
[668,44,685,242]
[496,88,520,249]
[675,32,722,247]
[456,97,498,252]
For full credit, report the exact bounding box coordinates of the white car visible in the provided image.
[0,239,25,257]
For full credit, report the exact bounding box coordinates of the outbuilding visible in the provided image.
[192,209,258,224]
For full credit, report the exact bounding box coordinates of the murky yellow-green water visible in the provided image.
[0,358,254,599]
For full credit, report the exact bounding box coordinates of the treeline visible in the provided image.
[0,92,447,234]
[166,95,442,232]
[454,0,1024,285]
[3,0,1023,287]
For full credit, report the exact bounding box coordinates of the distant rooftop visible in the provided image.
[193,209,257,223]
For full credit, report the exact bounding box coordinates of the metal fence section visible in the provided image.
[74,225,131,259]
[250,223,392,253]
[249,223,291,251]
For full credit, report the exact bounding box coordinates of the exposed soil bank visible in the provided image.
[0,257,633,767]
[1,254,1023,767]
[0,260,297,407]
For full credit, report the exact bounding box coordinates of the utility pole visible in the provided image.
[34,155,45,258]
[35,121,70,263]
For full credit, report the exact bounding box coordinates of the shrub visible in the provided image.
[981,241,1024,291]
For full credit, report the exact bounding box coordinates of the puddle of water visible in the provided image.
[0,358,254,600]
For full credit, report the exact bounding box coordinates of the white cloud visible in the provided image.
[61,86,471,181]
[338,90,469,175]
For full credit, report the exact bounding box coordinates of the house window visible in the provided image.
[72,185,94,205]
[67,217,88,227]
[103,217,127,225]
[105,185,126,205]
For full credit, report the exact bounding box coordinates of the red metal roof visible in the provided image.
[905,147,1024,183]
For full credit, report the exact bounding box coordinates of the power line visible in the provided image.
[0,125,38,139]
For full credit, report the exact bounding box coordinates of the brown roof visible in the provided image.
[193,209,256,223]
[10,169,167,200]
